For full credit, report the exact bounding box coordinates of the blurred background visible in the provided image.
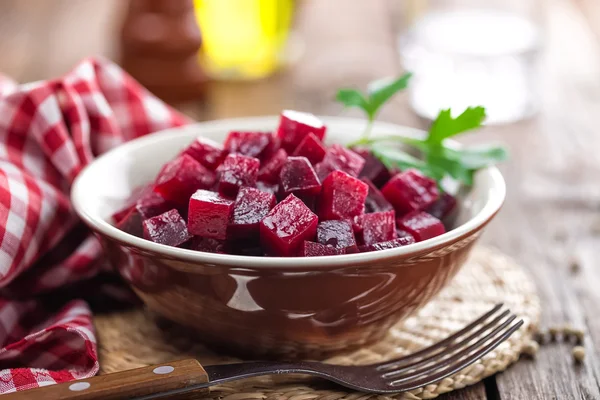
[0,0,596,126]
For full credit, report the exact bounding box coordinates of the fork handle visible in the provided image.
[3,359,208,400]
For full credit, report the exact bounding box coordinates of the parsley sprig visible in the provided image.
[336,73,412,137]
[336,75,508,186]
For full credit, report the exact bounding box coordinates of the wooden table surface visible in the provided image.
[1,0,600,399]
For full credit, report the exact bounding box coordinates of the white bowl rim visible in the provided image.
[71,115,506,269]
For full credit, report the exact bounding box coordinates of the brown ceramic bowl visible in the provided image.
[71,116,505,359]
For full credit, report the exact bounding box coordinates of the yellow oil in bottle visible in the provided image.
[194,0,293,80]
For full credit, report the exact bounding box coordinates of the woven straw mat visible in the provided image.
[96,246,541,400]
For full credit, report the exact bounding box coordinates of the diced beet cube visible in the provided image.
[181,137,226,170]
[396,211,446,242]
[426,192,458,221]
[228,187,276,238]
[358,237,415,252]
[216,154,260,198]
[360,210,396,246]
[257,149,288,184]
[256,180,279,196]
[292,133,327,165]
[188,189,235,240]
[142,209,191,247]
[362,178,394,213]
[316,220,358,253]
[381,169,439,215]
[314,161,336,182]
[224,131,273,159]
[279,156,321,199]
[259,194,318,256]
[302,241,341,257]
[116,208,144,237]
[354,147,391,187]
[261,136,281,161]
[112,185,154,223]
[113,186,174,225]
[154,154,216,206]
[188,236,226,253]
[276,110,326,153]
[318,171,368,221]
[136,191,174,219]
[319,145,365,178]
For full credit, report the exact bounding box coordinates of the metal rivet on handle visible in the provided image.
[153,366,174,375]
[69,382,91,391]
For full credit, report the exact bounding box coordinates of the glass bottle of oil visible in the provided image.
[193,0,293,80]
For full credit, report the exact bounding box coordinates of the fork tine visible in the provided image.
[380,309,513,378]
[388,318,523,390]
[384,313,516,381]
[376,303,505,371]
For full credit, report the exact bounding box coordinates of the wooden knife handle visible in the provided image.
[4,359,208,400]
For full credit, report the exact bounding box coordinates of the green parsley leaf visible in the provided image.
[366,73,412,118]
[335,89,370,112]
[450,145,509,169]
[428,107,487,145]
[335,73,412,128]
[371,142,446,182]
[338,74,505,187]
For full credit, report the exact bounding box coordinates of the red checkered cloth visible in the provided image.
[0,57,190,393]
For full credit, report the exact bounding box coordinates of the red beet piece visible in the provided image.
[362,178,394,213]
[229,187,276,239]
[316,145,365,181]
[142,209,191,247]
[359,237,415,252]
[188,189,235,240]
[112,186,174,224]
[353,147,391,187]
[316,220,358,253]
[188,236,226,253]
[216,153,260,198]
[259,194,318,256]
[256,180,279,196]
[360,210,397,246]
[135,191,174,219]
[279,156,321,199]
[224,131,274,159]
[318,170,368,221]
[302,241,341,257]
[154,154,216,206]
[381,169,439,215]
[396,211,446,242]
[112,185,154,223]
[116,208,144,237]
[276,110,326,153]
[257,148,288,184]
[314,161,336,183]
[426,192,458,221]
[181,137,226,170]
[292,133,327,165]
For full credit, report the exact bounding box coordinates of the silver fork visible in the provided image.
[10,304,522,400]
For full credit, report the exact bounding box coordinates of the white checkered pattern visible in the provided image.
[0,57,189,393]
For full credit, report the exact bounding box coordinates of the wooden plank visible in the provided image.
[442,382,488,400]
[481,0,600,398]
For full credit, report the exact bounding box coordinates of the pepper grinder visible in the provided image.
[119,0,207,103]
